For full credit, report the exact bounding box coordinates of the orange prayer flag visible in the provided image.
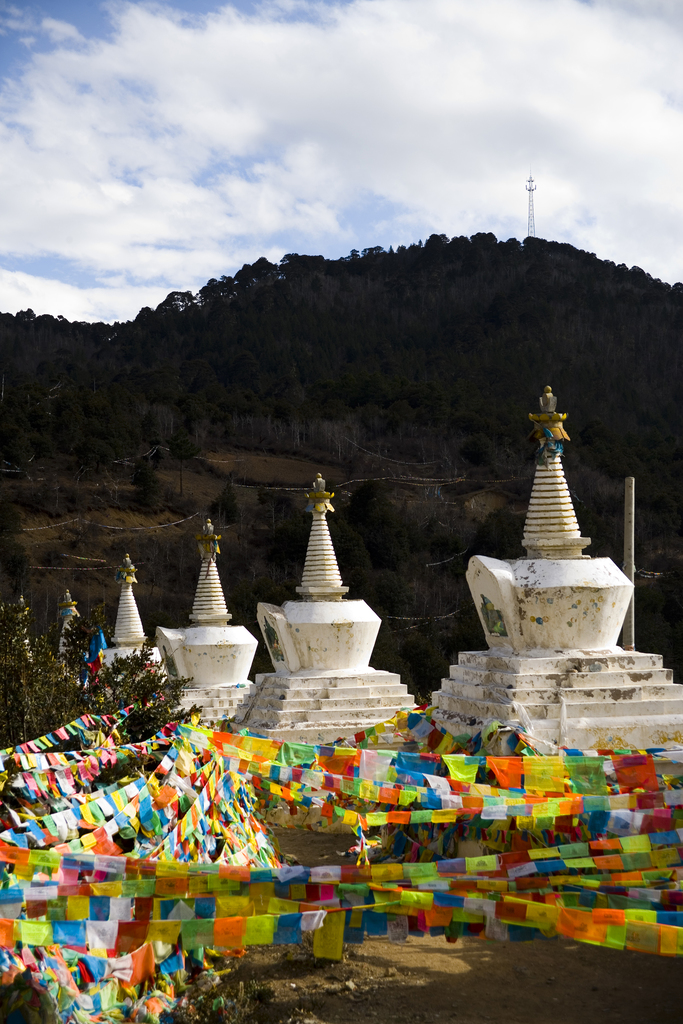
[558,908,607,945]
[218,865,250,881]
[424,905,453,928]
[612,754,658,793]
[214,916,247,949]
[487,757,523,790]
[593,855,624,871]
[129,942,156,986]
[659,924,678,957]
[593,908,625,926]
[0,919,14,948]
[155,786,177,808]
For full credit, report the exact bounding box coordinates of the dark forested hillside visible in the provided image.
[1,231,683,700]
[2,232,683,458]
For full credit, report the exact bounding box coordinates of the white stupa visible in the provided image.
[432,386,683,750]
[238,474,413,743]
[58,589,79,657]
[156,519,258,723]
[102,555,160,667]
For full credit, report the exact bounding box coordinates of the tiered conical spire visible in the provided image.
[297,474,348,600]
[190,519,231,625]
[522,386,590,559]
[113,555,145,646]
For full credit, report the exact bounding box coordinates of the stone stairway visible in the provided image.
[432,650,683,749]
[180,683,256,726]
[238,671,414,743]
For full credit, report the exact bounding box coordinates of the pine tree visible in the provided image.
[167,429,200,495]
[132,458,161,507]
[210,480,238,526]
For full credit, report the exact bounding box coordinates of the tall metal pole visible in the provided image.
[526,174,536,238]
[623,476,635,650]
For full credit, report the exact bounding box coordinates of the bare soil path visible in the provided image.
[209,828,682,1024]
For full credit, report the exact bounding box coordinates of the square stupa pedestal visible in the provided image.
[179,681,257,725]
[236,668,413,744]
[431,648,683,750]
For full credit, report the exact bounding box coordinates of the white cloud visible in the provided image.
[1,0,683,321]
[40,17,86,44]
[0,267,162,321]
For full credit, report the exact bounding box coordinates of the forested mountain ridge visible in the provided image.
[2,232,683,440]
[0,231,682,700]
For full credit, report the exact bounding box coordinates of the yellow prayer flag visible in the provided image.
[245,915,276,946]
[465,855,498,873]
[146,921,182,944]
[525,903,559,926]
[312,911,345,961]
[67,896,90,920]
[20,920,53,945]
[216,896,253,917]
[400,890,433,910]
[91,882,123,897]
[371,864,403,881]
[431,809,459,823]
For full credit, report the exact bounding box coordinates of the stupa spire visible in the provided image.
[113,554,145,646]
[523,386,590,559]
[296,473,349,601]
[58,589,79,655]
[190,518,231,625]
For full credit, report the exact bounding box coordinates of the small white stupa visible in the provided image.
[58,589,79,657]
[238,474,413,742]
[432,386,683,750]
[102,555,160,666]
[156,518,258,722]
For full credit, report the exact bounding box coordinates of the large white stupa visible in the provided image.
[432,386,683,750]
[238,474,413,742]
[156,519,258,722]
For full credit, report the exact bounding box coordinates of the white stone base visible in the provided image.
[156,624,258,689]
[431,648,683,750]
[102,645,161,667]
[237,669,414,744]
[180,682,256,726]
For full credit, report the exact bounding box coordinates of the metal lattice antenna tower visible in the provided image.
[526,173,536,238]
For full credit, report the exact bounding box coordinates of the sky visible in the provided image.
[1,0,683,322]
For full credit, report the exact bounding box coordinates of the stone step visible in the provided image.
[181,685,254,699]
[255,683,410,701]
[525,716,683,750]
[180,683,255,722]
[245,702,412,727]
[444,681,680,705]
[253,693,411,712]
[181,694,251,706]
[241,723,401,744]
[433,689,683,722]
[528,698,683,721]
[446,667,673,689]
[254,672,401,689]
[456,651,664,674]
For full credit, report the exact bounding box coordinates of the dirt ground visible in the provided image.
[207,828,683,1024]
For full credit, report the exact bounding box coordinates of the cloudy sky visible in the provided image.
[1,0,683,322]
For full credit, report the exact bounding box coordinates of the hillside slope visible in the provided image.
[0,232,682,698]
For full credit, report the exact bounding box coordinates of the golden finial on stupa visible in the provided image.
[528,386,571,465]
[306,473,334,513]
